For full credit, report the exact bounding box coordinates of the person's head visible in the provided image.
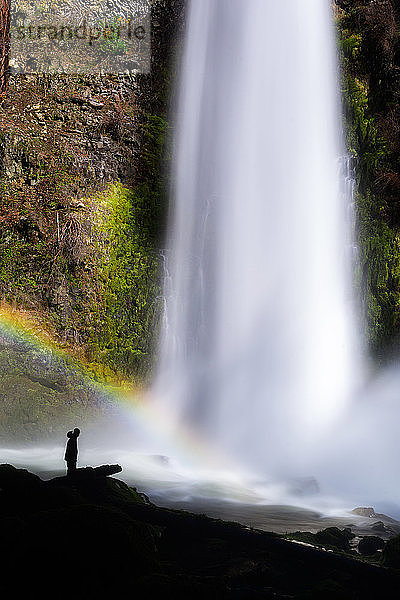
[67,430,73,438]
[73,428,81,438]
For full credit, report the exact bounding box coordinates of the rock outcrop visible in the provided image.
[383,534,400,569]
[352,507,377,518]
[1,463,399,598]
[358,535,385,556]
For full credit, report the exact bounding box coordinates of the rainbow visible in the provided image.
[0,301,134,389]
[0,302,241,476]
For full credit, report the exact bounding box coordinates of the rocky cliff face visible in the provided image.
[0,319,114,443]
[1,463,400,599]
[3,0,399,387]
[0,72,137,351]
[336,0,400,359]
[0,0,185,385]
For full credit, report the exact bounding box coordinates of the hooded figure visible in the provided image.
[64,428,80,475]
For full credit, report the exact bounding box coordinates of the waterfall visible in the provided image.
[154,0,362,477]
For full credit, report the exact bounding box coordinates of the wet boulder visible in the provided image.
[315,527,355,551]
[358,536,385,556]
[370,520,396,535]
[382,534,400,569]
[371,521,386,532]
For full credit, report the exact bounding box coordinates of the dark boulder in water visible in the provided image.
[315,527,355,551]
[371,520,387,532]
[358,536,385,556]
[383,534,400,569]
[370,520,396,535]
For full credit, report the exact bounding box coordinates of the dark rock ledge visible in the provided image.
[0,463,399,599]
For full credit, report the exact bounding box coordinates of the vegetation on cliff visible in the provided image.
[336,0,400,360]
[1,0,400,393]
[0,1,184,387]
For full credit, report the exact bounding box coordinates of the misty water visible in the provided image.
[154,0,362,476]
[2,0,400,533]
[149,0,400,522]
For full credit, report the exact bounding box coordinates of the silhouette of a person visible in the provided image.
[64,428,80,475]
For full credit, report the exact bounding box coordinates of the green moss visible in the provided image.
[286,527,354,553]
[355,192,400,354]
[382,534,400,569]
[84,182,162,382]
[0,104,169,383]
[83,111,169,381]
[337,12,400,360]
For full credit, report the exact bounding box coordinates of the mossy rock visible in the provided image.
[24,504,159,578]
[289,527,355,552]
[358,535,385,556]
[314,527,355,551]
[382,534,400,569]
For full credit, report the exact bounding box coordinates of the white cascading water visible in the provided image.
[154,0,362,478]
